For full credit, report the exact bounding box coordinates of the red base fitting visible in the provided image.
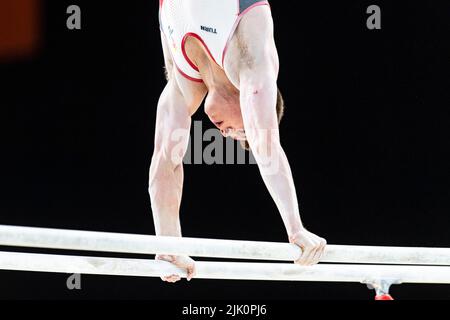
[375,294,394,300]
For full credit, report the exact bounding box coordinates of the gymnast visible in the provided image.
[149,0,327,282]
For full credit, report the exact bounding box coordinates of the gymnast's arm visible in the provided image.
[148,33,197,282]
[149,77,190,238]
[237,9,326,265]
[150,32,205,239]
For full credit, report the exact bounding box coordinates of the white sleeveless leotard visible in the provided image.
[159,0,270,82]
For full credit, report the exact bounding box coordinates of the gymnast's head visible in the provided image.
[205,87,285,150]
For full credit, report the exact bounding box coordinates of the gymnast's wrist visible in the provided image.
[288,226,306,244]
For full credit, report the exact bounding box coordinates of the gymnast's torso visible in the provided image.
[159,0,270,83]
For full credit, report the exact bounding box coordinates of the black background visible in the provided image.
[1,0,449,299]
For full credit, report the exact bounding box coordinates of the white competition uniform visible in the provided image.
[159,0,270,82]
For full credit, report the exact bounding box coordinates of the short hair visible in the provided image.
[240,87,285,151]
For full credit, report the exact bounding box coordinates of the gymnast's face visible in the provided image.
[204,89,247,141]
